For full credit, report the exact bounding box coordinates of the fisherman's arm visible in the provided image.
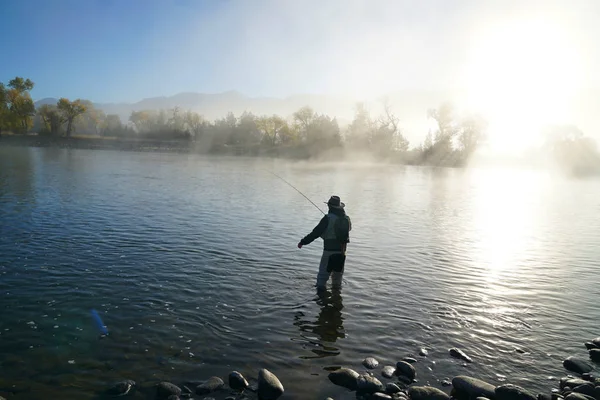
[298,215,328,248]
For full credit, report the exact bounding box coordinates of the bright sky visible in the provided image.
[1,0,599,151]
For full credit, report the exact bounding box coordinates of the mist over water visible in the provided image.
[0,146,599,399]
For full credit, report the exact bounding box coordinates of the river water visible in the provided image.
[0,146,598,399]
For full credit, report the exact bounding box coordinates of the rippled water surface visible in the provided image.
[1,146,599,399]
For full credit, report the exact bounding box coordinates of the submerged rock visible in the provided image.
[395,361,416,381]
[229,371,249,391]
[157,382,182,399]
[364,357,380,369]
[403,357,418,364]
[495,384,536,400]
[196,376,224,395]
[592,338,600,348]
[564,357,594,374]
[258,369,284,400]
[328,368,360,391]
[386,383,402,394]
[382,366,396,379]
[449,348,473,363]
[589,349,600,362]
[108,380,136,396]
[452,376,496,399]
[585,343,598,351]
[409,386,450,400]
[357,374,385,394]
[419,348,429,357]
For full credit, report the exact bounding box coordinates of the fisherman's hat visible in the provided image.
[325,195,345,209]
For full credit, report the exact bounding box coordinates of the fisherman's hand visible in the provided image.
[297,242,303,249]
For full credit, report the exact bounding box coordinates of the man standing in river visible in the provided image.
[297,196,351,291]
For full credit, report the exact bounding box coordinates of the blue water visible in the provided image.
[0,146,598,399]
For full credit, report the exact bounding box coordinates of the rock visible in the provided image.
[452,376,496,400]
[595,377,600,386]
[328,368,360,391]
[441,380,452,387]
[538,394,552,400]
[561,379,591,390]
[382,366,396,379]
[585,343,598,350]
[229,371,249,391]
[258,369,284,400]
[593,338,600,348]
[364,357,380,369]
[395,361,416,381]
[419,348,429,357]
[403,357,418,364]
[477,398,492,400]
[564,357,594,374]
[565,394,596,400]
[108,380,136,396]
[357,374,385,394]
[551,395,564,400]
[196,376,224,395]
[398,376,413,385]
[386,383,402,394]
[589,349,600,362]
[371,393,393,400]
[157,382,182,399]
[409,386,450,400]
[449,348,473,363]
[167,396,180,400]
[572,384,595,397]
[593,387,600,399]
[495,384,537,400]
[582,374,595,382]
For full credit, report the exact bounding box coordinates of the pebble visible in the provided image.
[195,376,224,395]
[386,383,403,394]
[363,357,380,369]
[157,382,182,399]
[328,367,360,391]
[382,366,396,379]
[441,380,452,387]
[563,357,593,375]
[395,361,416,381]
[357,374,385,394]
[452,376,496,399]
[449,348,473,363]
[257,368,284,400]
[419,348,429,357]
[409,386,450,400]
[229,371,249,391]
[495,383,536,400]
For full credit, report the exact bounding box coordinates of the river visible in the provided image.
[0,146,598,399]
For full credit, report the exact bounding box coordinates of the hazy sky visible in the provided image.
[2,0,599,104]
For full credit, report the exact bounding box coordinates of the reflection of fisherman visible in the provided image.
[297,196,351,291]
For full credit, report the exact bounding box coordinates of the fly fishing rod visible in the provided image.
[266,170,326,215]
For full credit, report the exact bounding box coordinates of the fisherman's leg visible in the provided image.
[331,270,343,289]
[316,251,331,290]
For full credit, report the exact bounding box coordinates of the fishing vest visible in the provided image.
[320,213,347,252]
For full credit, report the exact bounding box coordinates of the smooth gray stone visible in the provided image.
[593,387,600,399]
[449,348,473,363]
[403,357,418,364]
[589,349,600,362]
[108,380,136,396]
[157,382,182,399]
[441,380,452,387]
[196,376,224,395]
[409,386,450,400]
[257,369,284,400]
[495,384,536,400]
[382,366,396,379]
[386,383,402,394]
[328,368,360,391]
[395,361,416,381]
[419,348,429,357]
[551,395,564,400]
[564,357,594,374]
[561,379,590,390]
[565,393,596,400]
[477,397,492,400]
[452,376,496,400]
[229,371,249,391]
[592,338,600,348]
[357,374,385,394]
[364,357,380,369]
[371,393,393,400]
[538,394,552,400]
[572,384,595,397]
[585,343,598,350]
[582,374,595,382]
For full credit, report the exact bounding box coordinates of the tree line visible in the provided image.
[1,76,599,172]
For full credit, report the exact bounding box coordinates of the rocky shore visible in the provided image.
[94,337,599,400]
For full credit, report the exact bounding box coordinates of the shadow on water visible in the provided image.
[293,288,345,359]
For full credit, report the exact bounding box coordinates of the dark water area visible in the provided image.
[0,146,599,399]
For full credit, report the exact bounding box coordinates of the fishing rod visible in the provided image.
[265,170,326,215]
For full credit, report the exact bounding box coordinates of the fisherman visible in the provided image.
[297,195,351,291]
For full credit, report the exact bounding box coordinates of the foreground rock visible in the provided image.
[328,368,360,391]
[357,374,385,394]
[229,371,249,391]
[449,348,473,363]
[495,384,536,400]
[571,383,595,397]
[395,361,416,381]
[592,338,600,348]
[452,376,496,399]
[371,393,393,400]
[409,386,450,400]
[585,343,598,350]
[386,383,403,394]
[382,366,396,379]
[364,357,380,369]
[564,357,594,374]
[258,369,284,400]
[107,380,136,396]
[403,357,418,364]
[564,394,596,400]
[196,376,224,395]
[157,382,182,399]
[589,349,600,362]
[560,378,590,390]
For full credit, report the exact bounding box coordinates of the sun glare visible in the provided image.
[462,17,582,154]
